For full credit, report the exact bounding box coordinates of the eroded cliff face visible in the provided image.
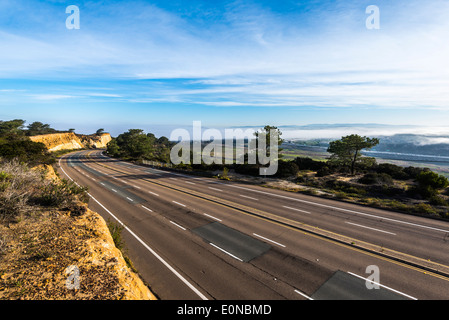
[0,204,157,300]
[0,164,157,300]
[29,132,111,152]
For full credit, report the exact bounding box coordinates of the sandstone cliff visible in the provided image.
[29,132,112,152]
[0,164,156,300]
[0,206,157,300]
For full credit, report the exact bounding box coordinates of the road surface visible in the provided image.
[57,150,449,300]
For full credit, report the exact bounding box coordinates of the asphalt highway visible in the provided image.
[57,150,449,300]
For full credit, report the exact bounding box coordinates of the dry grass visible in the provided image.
[0,159,88,224]
[0,159,156,300]
[0,210,125,299]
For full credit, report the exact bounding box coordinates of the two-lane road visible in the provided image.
[57,150,449,300]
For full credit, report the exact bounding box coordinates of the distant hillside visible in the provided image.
[289,133,449,159]
[372,134,449,157]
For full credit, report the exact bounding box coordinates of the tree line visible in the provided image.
[106,126,284,167]
[0,119,106,165]
[106,129,175,163]
[0,119,53,165]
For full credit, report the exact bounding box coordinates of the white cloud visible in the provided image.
[31,94,77,100]
[87,93,122,98]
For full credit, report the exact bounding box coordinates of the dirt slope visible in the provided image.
[0,165,156,300]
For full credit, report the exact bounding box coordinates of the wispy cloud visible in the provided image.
[87,93,122,98]
[31,94,77,101]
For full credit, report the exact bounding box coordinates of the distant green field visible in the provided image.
[280,143,329,161]
[375,158,449,178]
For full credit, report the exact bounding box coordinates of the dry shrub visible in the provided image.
[0,159,43,222]
[0,159,88,223]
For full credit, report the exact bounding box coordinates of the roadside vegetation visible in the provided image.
[277,135,448,220]
[0,119,90,223]
[0,159,89,224]
[106,129,174,163]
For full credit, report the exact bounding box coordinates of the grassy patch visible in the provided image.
[106,219,137,273]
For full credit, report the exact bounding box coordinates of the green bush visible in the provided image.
[345,186,367,196]
[276,160,299,178]
[414,203,437,215]
[234,164,260,176]
[334,191,349,199]
[410,171,449,200]
[106,219,136,270]
[0,140,54,165]
[359,172,393,185]
[378,185,402,196]
[416,171,449,190]
[429,195,449,207]
[107,219,125,251]
[293,157,326,171]
[403,166,426,179]
[316,166,331,177]
[375,163,408,180]
[0,171,12,192]
[358,173,378,185]
[379,173,394,185]
[387,200,411,212]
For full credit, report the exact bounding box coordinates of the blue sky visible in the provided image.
[0,0,449,137]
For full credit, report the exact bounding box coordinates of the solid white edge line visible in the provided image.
[294,289,314,300]
[253,233,286,248]
[59,154,209,300]
[345,222,396,235]
[210,243,243,262]
[347,272,417,300]
[170,221,187,231]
